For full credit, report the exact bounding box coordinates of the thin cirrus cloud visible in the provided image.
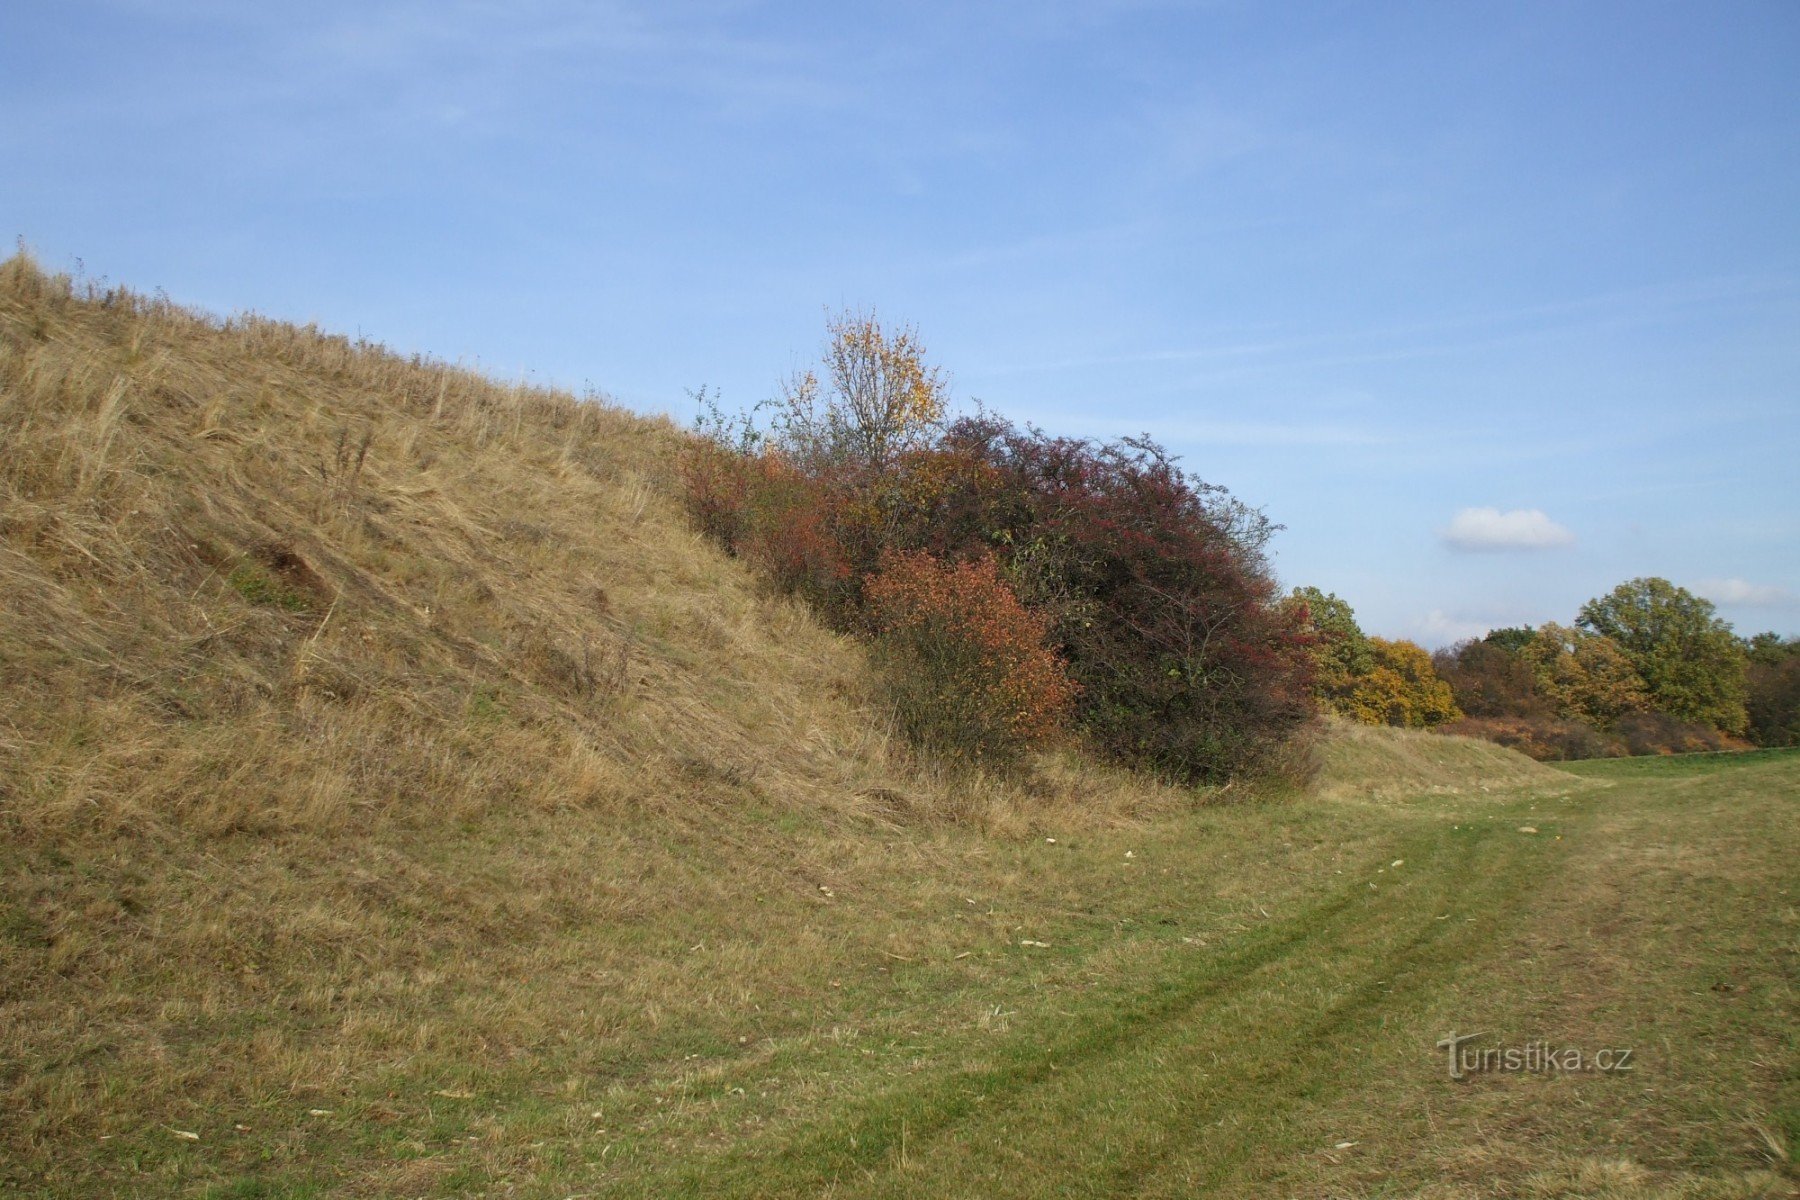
[1692,578,1798,608]
[1439,507,1576,552]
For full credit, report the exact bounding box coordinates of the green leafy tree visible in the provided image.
[1286,586,1373,716]
[1482,626,1537,655]
[1745,631,1799,668]
[1576,578,1748,734]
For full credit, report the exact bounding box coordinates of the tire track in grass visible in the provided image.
[1133,839,1535,1197]
[640,807,1568,1198]
[876,811,1548,1199]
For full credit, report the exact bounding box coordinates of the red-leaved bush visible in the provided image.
[885,418,1318,782]
[678,440,754,552]
[864,550,1077,763]
[681,325,1320,782]
[1439,715,1624,762]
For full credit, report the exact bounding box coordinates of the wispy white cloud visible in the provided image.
[1440,507,1575,552]
[1691,577,1797,608]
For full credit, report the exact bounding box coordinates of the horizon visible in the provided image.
[5,0,1796,645]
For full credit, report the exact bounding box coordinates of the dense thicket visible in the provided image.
[1745,634,1800,748]
[681,314,1316,782]
[908,418,1317,780]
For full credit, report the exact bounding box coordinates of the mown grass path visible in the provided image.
[593,753,1795,1199]
[633,813,1547,1197]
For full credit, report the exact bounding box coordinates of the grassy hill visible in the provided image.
[2,257,1792,1198]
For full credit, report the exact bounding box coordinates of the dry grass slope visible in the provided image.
[0,253,1189,839]
[0,255,1206,1193]
[1313,717,1574,803]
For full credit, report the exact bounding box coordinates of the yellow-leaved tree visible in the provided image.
[1343,637,1461,728]
[774,309,949,472]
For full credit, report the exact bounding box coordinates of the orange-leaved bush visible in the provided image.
[679,443,857,614]
[864,549,1077,764]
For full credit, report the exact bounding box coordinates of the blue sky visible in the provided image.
[5,0,1797,643]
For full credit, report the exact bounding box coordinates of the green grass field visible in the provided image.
[581,749,1797,1199]
[8,747,1792,1198]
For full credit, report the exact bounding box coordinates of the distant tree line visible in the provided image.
[1430,579,1795,758]
[1286,577,1795,759]
[1283,588,1461,730]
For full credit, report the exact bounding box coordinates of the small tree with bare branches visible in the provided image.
[773,309,948,472]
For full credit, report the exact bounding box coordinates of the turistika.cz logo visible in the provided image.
[1436,1031,1636,1080]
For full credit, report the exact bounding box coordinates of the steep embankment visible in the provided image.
[1,254,1177,838]
[0,256,1189,1193]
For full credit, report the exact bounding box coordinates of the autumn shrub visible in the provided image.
[1614,711,1746,756]
[914,418,1318,783]
[679,436,864,618]
[679,439,757,552]
[734,453,856,614]
[864,549,1077,764]
[681,323,1319,783]
[1533,719,1626,760]
[1447,709,1749,761]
